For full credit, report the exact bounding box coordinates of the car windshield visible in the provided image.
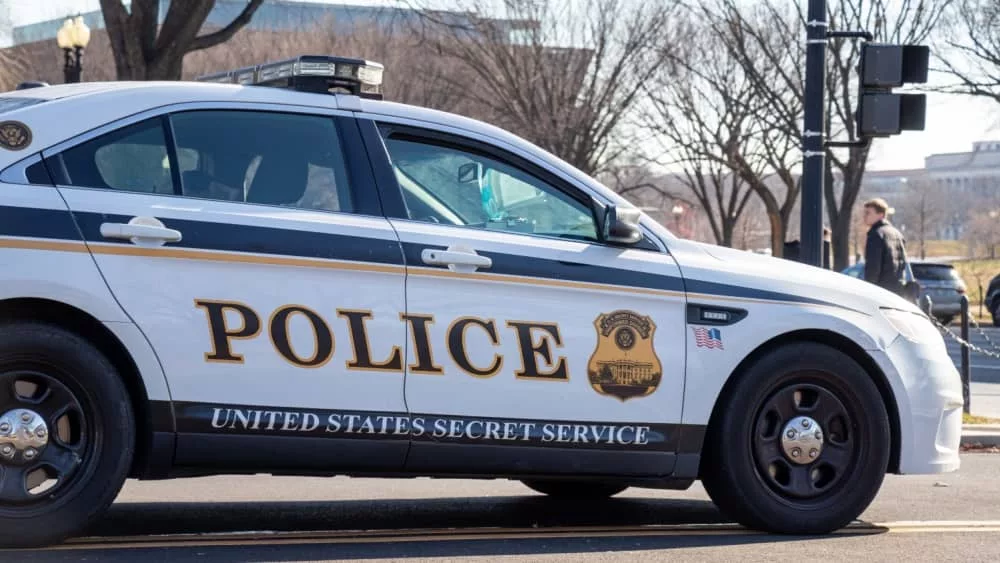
[912,264,959,281]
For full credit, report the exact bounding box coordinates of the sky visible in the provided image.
[3,0,998,172]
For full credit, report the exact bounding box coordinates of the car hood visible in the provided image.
[672,240,922,315]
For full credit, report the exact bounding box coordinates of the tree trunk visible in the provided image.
[721,221,734,248]
[767,211,785,258]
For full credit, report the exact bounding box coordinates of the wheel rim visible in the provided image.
[751,378,858,502]
[0,370,90,508]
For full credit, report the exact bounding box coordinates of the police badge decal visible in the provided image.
[0,121,31,151]
[587,310,663,401]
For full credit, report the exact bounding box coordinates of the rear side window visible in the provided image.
[59,118,173,194]
[52,110,355,214]
[911,265,959,281]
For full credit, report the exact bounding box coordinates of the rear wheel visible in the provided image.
[701,342,890,534]
[0,323,134,548]
[521,479,627,499]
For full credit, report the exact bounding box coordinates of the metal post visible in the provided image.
[961,295,971,414]
[800,0,827,267]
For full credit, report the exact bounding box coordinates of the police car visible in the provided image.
[0,55,962,547]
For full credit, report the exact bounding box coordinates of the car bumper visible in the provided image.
[874,334,963,475]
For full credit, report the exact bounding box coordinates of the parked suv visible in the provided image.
[987,273,1000,327]
[843,260,968,324]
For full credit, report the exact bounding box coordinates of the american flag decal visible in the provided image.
[693,327,724,349]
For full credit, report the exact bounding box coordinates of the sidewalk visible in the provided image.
[962,382,1000,447]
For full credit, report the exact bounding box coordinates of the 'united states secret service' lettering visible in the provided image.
[196,405,661,449]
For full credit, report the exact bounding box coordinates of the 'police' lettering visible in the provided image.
[196,300,261,363]
[270,306,334,368]
[507,321,568,381]
[337,310,403,372]
[447,317,502,377]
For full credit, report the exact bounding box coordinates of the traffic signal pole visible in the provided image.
[799,0,828,268]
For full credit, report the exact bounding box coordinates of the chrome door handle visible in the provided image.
[421,247,492,272]
[100,217,182,246]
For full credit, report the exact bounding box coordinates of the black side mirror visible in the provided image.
[601,204,643,245]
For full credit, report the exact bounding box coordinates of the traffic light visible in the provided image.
[856,43,930,137]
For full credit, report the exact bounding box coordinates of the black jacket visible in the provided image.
[864,219,907,294]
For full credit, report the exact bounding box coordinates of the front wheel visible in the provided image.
[701,342,890,534]
[521,479,627,499]
[0,323,135,548]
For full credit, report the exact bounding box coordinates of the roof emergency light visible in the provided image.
[196,55,384,100]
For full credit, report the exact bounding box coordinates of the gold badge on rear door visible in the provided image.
[0,121,31,150]
[587,310,662,401]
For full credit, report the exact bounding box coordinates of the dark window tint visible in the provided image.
[169,110,353,213]
[911,264,959,281]
[59,118,174,194]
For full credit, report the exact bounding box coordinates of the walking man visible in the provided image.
[862,198,909,296]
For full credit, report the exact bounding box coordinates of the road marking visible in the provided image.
[9,520,1000,551]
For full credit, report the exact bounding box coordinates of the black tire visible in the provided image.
[992,302,1000,327]
[701,341,890,535]
[521,479,628,499]
[0,322,134,548]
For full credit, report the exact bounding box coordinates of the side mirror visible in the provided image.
[601,204,643,245]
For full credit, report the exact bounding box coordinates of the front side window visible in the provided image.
[381,134,598,242]
[55,110,354,214]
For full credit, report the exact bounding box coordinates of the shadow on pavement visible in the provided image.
[7,496,887,561]
[85,496,727,536]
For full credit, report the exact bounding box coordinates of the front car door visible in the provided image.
[40,103,409,472]
[358,117,691,478]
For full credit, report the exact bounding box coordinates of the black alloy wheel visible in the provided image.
[751,382,857,501]
[0,371,90,507]
[701,342,890,535]
[0,323,134,548]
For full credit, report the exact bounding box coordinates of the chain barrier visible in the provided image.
[969,314,1000,354]
[928,315,1000,360]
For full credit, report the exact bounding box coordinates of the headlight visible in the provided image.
[880,308,941,343]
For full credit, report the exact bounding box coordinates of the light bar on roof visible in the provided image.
[195,55,384,100]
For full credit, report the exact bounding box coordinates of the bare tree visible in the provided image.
[966,208,1000,259]
[936,0,1000,105]
[99,0,263,80]
[895,178,950,259]
[696,0,806,256]
[823,0,952,270]
[641,18,759,247]
[407,0,679,177]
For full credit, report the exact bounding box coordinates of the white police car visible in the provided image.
[0,55,962,547]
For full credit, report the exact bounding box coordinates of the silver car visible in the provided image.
[843,260,968,324]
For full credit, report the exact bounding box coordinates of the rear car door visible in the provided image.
[40,104,409,472]
[359,118,692,477]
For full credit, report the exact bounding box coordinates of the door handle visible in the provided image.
[421,247,492,272]
[100,217,182,247]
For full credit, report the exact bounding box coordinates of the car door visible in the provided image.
[41,104,409,472]
[360,119,691,477]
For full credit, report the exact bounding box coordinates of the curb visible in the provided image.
[962,425,1000,447]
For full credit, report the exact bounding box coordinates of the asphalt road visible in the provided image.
[9,453,1000,562]
[944,325,1000,383]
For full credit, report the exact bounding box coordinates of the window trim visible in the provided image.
[358,117,662,252]
[37,101,383,218]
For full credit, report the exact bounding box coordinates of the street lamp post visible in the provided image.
[56,16,91,84]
